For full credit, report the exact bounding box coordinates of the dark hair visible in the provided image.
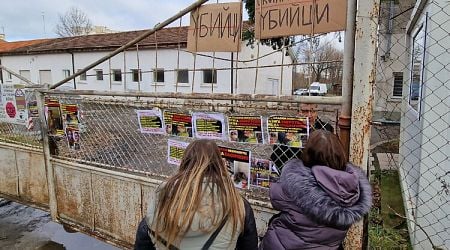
[302,130,347,171]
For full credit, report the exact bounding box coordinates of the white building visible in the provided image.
[399,0,449,248]
[374,0,415,115]
[0,26,294,96]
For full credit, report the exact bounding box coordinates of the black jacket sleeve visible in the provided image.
[134,218,156,250]
[236,198,258,250]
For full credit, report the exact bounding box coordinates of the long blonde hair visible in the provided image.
[153,139,245,247]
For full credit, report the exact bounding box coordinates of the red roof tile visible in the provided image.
[0,39,50,53]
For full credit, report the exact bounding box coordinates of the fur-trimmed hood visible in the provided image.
[280,159,372,227]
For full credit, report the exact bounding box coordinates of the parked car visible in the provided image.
[294,88,309,96]
[309,82,328,96]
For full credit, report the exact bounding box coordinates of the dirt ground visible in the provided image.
[0,199,120,250]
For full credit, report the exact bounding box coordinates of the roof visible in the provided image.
[0,39,50,53]
[0,23,253,56]
[0,26,189,55]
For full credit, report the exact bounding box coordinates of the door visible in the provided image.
[267,78,279,96]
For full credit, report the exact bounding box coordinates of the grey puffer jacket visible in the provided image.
[260,159,372,250]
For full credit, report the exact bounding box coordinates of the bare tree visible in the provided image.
[55,7,93,37]
[295,38,343,88]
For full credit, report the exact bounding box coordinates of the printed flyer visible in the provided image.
[228,116,264,144]
[164,111,193,137]
[268,116,309,148]
[61,104,81,150]
[219,146,251,189]
[137,109,165,134]
[192,112,226,140]
[45,98,64,136]
[250,158,280,188]
[0,84,28,125]
[167,139,190,166]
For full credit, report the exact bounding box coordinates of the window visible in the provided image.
[96,70,103,81]
[176,69,189,84]
[153,69,164,83]
[63,69,71,78]
[77,69,87,81]
[19,70,31,83]
[392,72,403,97]
[6,72,12,81]
[203,69,217,84]
[132,69,142,82]
[112,69,122,82]
[409,23,426,113]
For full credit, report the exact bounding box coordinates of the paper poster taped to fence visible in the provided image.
[250,158,280,188]
[167,139,190,166]
[255,0,347,39]
[219,146,251,189]
[187,2,242,52]
[61,104,81,150]
[268,116,309,148]
[0,84,29,125]
[228,116,264,144]
[137,109,165,134]
[163,111,193,137]
[45,98,64,136]
[192,112,226,140]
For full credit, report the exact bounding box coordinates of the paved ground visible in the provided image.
[0,200,120,250]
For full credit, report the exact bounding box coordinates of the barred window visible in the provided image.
[392,72,403,97]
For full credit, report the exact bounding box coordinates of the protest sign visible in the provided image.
[219,146,251,189]
[61,104,81,150]
[187,2,242,52]
[0,84,28,125]
[268,116,309,148]
[228,116,264,144]
[255,0,347,39]
[167,139,190,166]
[137,109,165,134]
[192,112,226,140]
[250,158,280,188]
[163,111,193,137]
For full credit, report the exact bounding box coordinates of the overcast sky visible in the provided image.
[0,0,196,41]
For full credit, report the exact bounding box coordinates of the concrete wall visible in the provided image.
[0,143,276,249]
[0,42,293,95]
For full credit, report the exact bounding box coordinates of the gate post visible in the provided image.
[35,89,59,221]
[343,0,381,249]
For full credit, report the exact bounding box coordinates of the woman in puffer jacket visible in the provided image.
[134,139,258,250]
[260,130,372,250]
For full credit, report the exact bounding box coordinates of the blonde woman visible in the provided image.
[135,139,258,250]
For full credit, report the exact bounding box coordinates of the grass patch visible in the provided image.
[369,168,411,249]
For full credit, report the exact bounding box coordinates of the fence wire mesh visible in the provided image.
[46,95,339,184]
[372,1,449,249]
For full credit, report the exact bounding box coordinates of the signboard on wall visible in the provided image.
[255,0,347,39]
[187,2,242,52]
[0,84,28,125]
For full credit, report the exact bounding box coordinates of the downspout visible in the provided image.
[70,52,76,89]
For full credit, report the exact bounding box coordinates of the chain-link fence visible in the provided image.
[38,94,339,198]
[371,0,449,249]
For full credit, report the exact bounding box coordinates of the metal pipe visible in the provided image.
[35,90,59,221]
[338,0,357,158]
[49,0,209,90]
[39,89,344,105]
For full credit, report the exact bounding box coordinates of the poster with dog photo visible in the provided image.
[228,116,264,144]
[268,116,309,148]
[164,111,193,137]
[167,139,190,166]
[250,158,280,188]
[218,146,251,189]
